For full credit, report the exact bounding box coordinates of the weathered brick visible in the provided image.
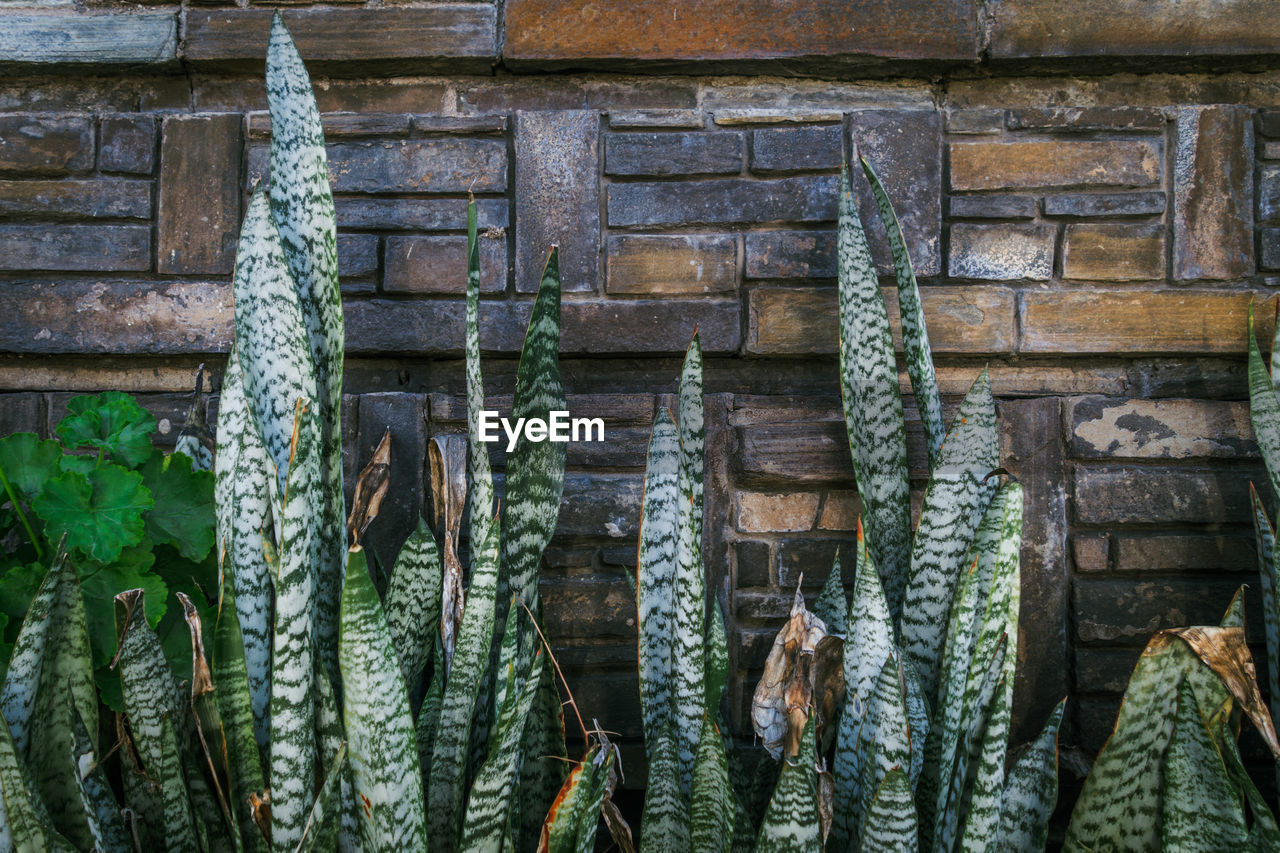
[736,627,778,670]
[410,115,508,135]
[1020,289,1276,354]
[736,541,773,587]
[355,393,427,568]
[714,109,845,126]
[946,108,1004,135]
[751,125,842,172]
[947,195,1036,220]
[1264,141,1280,161]
[605,131,744,176]
[248,111,411,139]
[0,116,93,174]
[1263,228,1280,271]
[1074,579,1256,643]
[0,225,149,272]
[605,234,737,294]
[1259,165,1280,223]
[1173,106,1254,280]
[950,140,1162,191]
[744,231,836,278]
[1262,111,1280,138]
[737,421,852,484]
[557,473,643,539]
[184,8,497,71]
[0,180,150,220]
[747,286,1016,354]
[609,109,703,128]
[817,490,861,531]
[2,13,177,66]
[736,492,819,533]
[564,671,641,738]
[1112,534,1256,573]
[326,139,507,194]
[1072,465,1255,525]
[157,114,241,276]
[503,0,979,66]
[0,393,43,437]
[735,589,793,624]
[1062,222,1166,281]
[608,175,836,228]
[1074,648,1141,696]
[99,115,156,174]
[1043,192,1166,218]
[336,233,378,279]
[384,234,507,294]
[515,111,600,293]
[1005,107,1165,131]
[949,223,1055,280]
[778,539,844,589]
[542,576,637,640]
[1066,397,1253,459]
[335,197,508,231]
[1072,534,1110,572]
[456,77,697,115]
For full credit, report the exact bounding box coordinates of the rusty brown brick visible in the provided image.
[745,231,836,279]
[606,234,737,294]
[1172,106,1254,280]
[949,140,1162,191]
[1062,222,1166,281]
[0,115,93,174]
[736,492,820,533]
[157,114,242,276]
[1072,534,1110,572]
[384,234,507,294]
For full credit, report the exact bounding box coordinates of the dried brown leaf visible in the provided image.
[346,428,391,546]
[429,433,468,674]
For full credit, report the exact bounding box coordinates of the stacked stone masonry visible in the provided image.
[5,0,1280,799]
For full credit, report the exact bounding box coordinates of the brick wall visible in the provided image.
[5,0,1280,793]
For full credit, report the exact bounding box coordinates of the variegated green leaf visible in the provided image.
[175,365,215,472]
[68,691,131,853]
[1,549,67,757]
[465,197,495,551]
[991,698,1063,853]
[811,550,847,636]
[1250,314,1280,501]
[637,409,680,752]
[755,715,820,853]
[856,654,914,834]
[690,716,733,853]
[519,656,567,853]
[857,767,917,853]
[1218,711,1280,850]
[901,657,930,790]
[901,368,999,707]
[417,657,444,782]
[541,744,613,853]
[705,598,730,715]
[158,715,199,851]
[837,166,912,618]
[387,517,443,688]
[296,743,347,853]
[1251,484,1280,797]
[313,657,359,852]
[936,640,1006,853]
[340,547,427,850]
[639,725,690,853]
[0,711,75,853]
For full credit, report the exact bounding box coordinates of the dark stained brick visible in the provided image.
[335,197,508,231]
[456,77,698,115]
[1072,465,1257,525]
[99,114,156,174]
[750,125,842,172]
[1259,165,1280,223]
[557,473,643,539]
[1263,227,1280,271]
[947,195,1037,220]
[608,175,837,227]
[1111,534,1256,573]
[542,575,637,640]
[777,539,845,589]
[2,13,177,67]
[1172,106,1254,280]
[1074,579,1259,643]
[1043,192,1166,218]
[157,114,241,276]
[605,131,743,176]
[337,233,378,279]
[0,116,93,174]
[736,541,773,587]
[745,230,836,278]
[326,139,507,194]
[946,108,1003,135]
[0,179,151,220]
[383,234,507,294]
[1005,107,1165,131]
[0,394,43,437]
[0,225,150,272]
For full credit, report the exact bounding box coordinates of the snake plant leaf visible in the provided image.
[1250,313,1280,500]
[639,724,690,853]
[269,402,321,853]
[56,391,156,469]
[141,451,216,562]
[690,716,733,853]
[417,659,444,789]
[811,550,847,636]
[296,743,347,853]
[340,546,427,850]
[1251,484,1280,796]
[215,346,276,755]
[430,434,468,677]
[68,689,131,852]
[0,432,61,501]
[540,743,614,853]
[991,698,1063,853]
[637,409,680,753]
[706,597,730,715]
[856,654,914,833]
[860,155,944,470]
[1217,712,1280,849]
[857,768,917,853]
[464,198,495,552]
[313,656,359,852]
[174,365,214,472]
[158,714,199,851]
[428,515,500,850]
[33,466,153,565]
[520,656,568,853]
[837,166,912,619]
[386,517,443,689]
[755,714,820,853]
[901,658,930,789]
[901,368,999,708]
[0,711,75,853]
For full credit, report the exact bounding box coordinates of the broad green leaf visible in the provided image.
[32,466,153,564]
[755,715,820,852]
[55,391,156,468]
[690,716,733,853]
[637,410,680,754]
[79,552,166,670]
[340,547,427,850]
[387,517,443,690]
[140,452,216,562]
[639,725,690,853]
[811,550,847,635]
[992,699,1063,853]
[152,546,218,686]
[837,165,912,618]
[0,562,47,645]
[0,711,75,853]
[857,768,917,853]
[1249,314,1280,500]
[0,433,61,501]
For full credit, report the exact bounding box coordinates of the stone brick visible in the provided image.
[1263,228,1280,271]
[747,286,1016,354]
[737,627,778,670]
[248,112,412,140]
[336,233,378,279]
[515,111,600,293]
[1043,192,1166,218]
[157,114,242,276]
[503,0,979,66]
[737,421,853,484]
[608,176,837,228]
[1262,111,1280,138]
[326,139,507,194]
[0,394,43,437]
[606,234,737,294]
[0,180,150,220]
[1173,106,1254,280]
[744,231,836,279]
[1020,289,1275,354]
[542,576,637,640]
[410,116,508,135]
[0,116,93,174]
[609,109,703,128]
[1074,579,1256,643]
[817,491,861,531]
[456,77,698,115]
[383,234,507,294]
[1074,648,1141,696]
[1066,397,1253,459]
[0,281,231,354]
[99,115,156,174]
[735,589,793,624]
[1259,166,1280,223]
[1072,465,1255,525]
[335,198,508,232]
[1112,534,1257,573]
[1264,141,1280,161]
[949,140,1161,191]
[184,8,497,71]
[605,131,744,176]
[0,225,150,272]
[778,539,844,589]
[948,223,1055,281]
[356,393,427,568]
[2,13,177,66]
[947,195,1037,220]
[557,473,643,539]
[946,109,1004,135]
[736,492,819,533]
[564,671,641,738]
[751,125,842,172]
[735,541,773,587]
[1005,107,1165,131]
[987,0,1280,60]
[1062,223,1166,281]
[1072,534,1110,572]
[714,110,845,126]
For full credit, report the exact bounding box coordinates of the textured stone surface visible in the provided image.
[99,115,156,174]
[947,108,1004,134]
[950,140,1162,191]
[1263,228,1280,271]
[744,231,836,278]
[1,13,177,66]
[605,234,737,294]
[1112,534,1256,573]
[605,131,744,176]
[383,234,507,294]
[1072,534,1110,573]
[1043,192,1165,218]
[336,234,378,280]
[609,109,704,128]
[1172,106,1254,280]
[1062,222,1166,281]
[949,223,1055,280]
[609,175,837,227]
[0,225,150,272]
[335,197,508,231]
[0,179,150,220]
[1074,579,1255,643]
[736,492,820,533]
[0,115,93,174]
[1005,107,1165,131]
[735,541,773,587]
[157,114,241,276]
[326,139,507,194]
[1067,397,1254,459]
[0,394,43,437]
[456,77,697,115]
[817,491,861,531]
[1260,166,1280,223]
[777,539,843,588]
[948,195,1036,219]
[1072,466,1255,525]
[515,111,600,293]
[751,125,842,172]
